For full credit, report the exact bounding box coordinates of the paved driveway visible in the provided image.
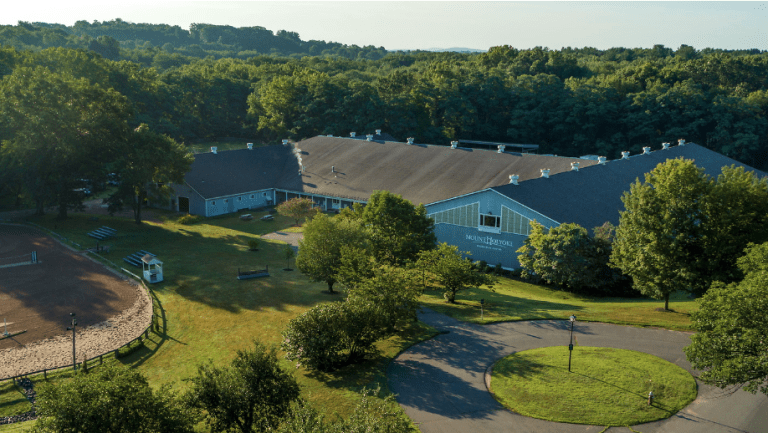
[388,309,768,433]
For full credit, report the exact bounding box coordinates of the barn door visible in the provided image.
[179,197,190,213]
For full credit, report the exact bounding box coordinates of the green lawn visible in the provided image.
[491,346,697,426]
[420,277,696,331]
[0,209,435,431]
[0,381,31,418]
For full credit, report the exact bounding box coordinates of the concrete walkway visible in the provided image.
[388,308,768,433]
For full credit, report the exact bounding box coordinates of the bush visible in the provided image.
[248,238,260,250]
[494,262,503,275]
[177,214,202,225]
[115,338,145,358]
[281,299,390,371]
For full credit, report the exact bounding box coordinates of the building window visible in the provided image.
[224,199,228,203]
[428,203,479,228]
[238,197,242,201]
[479,213,501,233]
[263,192,267,197]
[212,201,216,206]
[250,195,254,199]
[501,206,532,236]
[331,199,341,209]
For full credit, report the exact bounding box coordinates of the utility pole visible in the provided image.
[67,313,77,371]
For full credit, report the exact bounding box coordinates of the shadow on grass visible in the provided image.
[117,288,179,368]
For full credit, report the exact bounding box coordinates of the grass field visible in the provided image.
[491,346,698,426]
[0,209,435,431]
[0,381,31,419]
[420,278,696,331]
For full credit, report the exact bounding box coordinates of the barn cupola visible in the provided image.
[247,143,253,150]
[497,144,506,153]
[366,134,374,141]
[662,142,671,150]
[375,129,382,135]
[350,132,356,138]
[642,146,651,155]
[509,174,519,185]
[571,162,580,171]
[450,141,458,149]
[407,137,414,145]
[678,138,686,146]
[598,156,607,165]
[210,146,218,154]
[282,139,289,145]
[540,168,551,178]
[621,151,630,160]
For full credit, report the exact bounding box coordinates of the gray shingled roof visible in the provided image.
[273,136,600,205]
[183,145,296,199]
[492,143,767,230]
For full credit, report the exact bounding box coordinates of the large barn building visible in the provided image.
[169,134,764,269]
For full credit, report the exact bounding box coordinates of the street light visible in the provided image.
[66,313,77,371]
[568,315,576,372]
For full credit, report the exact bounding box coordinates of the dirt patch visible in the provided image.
[0,224,152,378]
[261,231,303,253]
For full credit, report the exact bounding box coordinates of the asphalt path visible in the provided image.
[388,308,768,433]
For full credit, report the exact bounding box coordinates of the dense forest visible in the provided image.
[1,19,768,180]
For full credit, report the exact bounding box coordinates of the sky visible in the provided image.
[3,1,767,51]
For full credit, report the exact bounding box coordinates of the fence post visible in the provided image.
[43,369,47,380]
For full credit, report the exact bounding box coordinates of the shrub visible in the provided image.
[248,238,260,250]
[494,262,503,275]
[177,214,202,225]
[115,338,145,358]
[281,299,390,371]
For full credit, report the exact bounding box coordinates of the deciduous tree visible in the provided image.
[276,197,318,227]
[418,242,494,303]
[684,242,768,395]
[185,342,301,433]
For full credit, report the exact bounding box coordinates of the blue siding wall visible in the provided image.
[426,190,559,269]
[206,189,274,217]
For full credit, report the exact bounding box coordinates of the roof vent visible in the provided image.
[509,174,519,185]
[662,142,671,150]
[350,132,356,138]
[375,129,382,135]
[497,144,506,153]
[540,168,551,178]
[678,138,686,146]
[621,151,630,159]
[406,137,414,145]
[247,143,253,150]
[642,146,651,155]
[571,162,580,171]
[210,146,218,154]
[598,156,607,165]
[366,134,374,141]
[327,134,333,137]
[282,139,289,145]
[450,141,458,149]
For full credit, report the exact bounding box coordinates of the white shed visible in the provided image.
[141,254,163,283]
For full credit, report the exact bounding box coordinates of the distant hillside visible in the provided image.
[0,19,390,61]
[425,47,486,53]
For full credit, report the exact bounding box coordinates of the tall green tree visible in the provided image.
[185,342,301,433]
[33,365,194,433]
[346,190,436,266]
[276,197,318,227]
[296,214,367,293]
[0,66,131,218]
[611,158,713,310]
[108,123,193,224]
[517,221,623,294]
[684,242,768,395]
[418,242,494,303]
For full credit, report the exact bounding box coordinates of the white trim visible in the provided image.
[426,189,489,207]
[486,189,560,226]
[182,181,207,200]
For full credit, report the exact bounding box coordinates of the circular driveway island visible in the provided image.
[388,308,768,433]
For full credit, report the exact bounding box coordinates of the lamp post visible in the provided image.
[66,313,77,371]
[568,315,576,372]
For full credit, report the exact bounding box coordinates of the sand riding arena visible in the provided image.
[0,224,153,378]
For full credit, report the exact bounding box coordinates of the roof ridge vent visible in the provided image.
[282,139,289,145]
[497,144,506,153]
[450,141,458,149]
[350,132,356,138]
[642,146,651,155]
[598,156,607,165]
[366,134,374,141]
[247,143,253,150]
[509,174,519,185]
[375,129,382,135]
[210,146,217,154]
[661,142,670,150]
[571,162,579,171]
[678,138,686,146]
[406,137,414,145]
[621,151,630,159]
[540,168,551,178]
